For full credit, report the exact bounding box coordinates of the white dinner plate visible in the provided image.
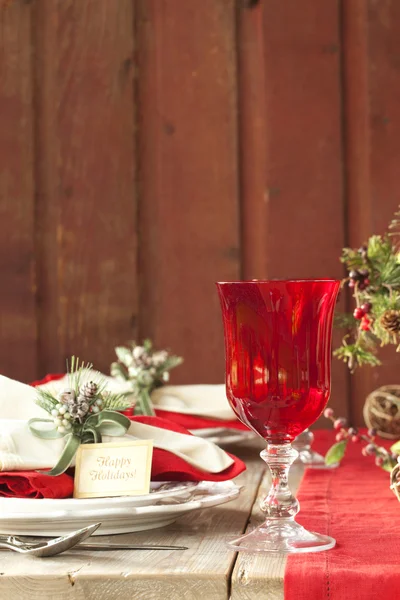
[0,481,240,536]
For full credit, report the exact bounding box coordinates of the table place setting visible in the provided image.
[0,363,245,541]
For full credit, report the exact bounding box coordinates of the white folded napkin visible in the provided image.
[151,385,236,420]
[0,376,233,473]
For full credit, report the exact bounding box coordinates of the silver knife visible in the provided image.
[75,543,188,551]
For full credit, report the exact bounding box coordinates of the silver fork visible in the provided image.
[0,523,101,557]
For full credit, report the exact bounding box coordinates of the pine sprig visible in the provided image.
[35,388,60,414]
[102,392,131,411]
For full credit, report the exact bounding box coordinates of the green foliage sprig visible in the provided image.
[334,206,400,371]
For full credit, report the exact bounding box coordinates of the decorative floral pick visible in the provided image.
[28,357,132,476]
[111,339,183,416]
[335,205,400,371]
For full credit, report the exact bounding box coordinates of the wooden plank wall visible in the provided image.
[1,0,400,424]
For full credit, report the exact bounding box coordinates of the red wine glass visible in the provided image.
[217,279,340,553]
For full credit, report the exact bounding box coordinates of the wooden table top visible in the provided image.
[0,438,305,600]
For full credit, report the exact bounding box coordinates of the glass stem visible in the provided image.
[292,428,314,454]
[259,443,299,518]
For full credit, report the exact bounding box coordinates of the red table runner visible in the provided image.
[284,430,400,600]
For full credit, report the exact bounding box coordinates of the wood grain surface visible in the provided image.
[33,0,138,376]
[136,0,240,385]
[0,0,36,381]
[342,0,400,423]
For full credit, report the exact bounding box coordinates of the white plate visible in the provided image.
[191,427,256,446]
[0,481,240,536]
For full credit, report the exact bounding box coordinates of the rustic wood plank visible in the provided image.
[343,0,400,424]
[237,0,269,279]
[136,0,240,384]
[34,0,137,376]
[0,1,37,381]
[0,440,264,600]
[237,0,349,421]
[231,462,305,600]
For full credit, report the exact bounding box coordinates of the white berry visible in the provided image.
[54,418,62,427]
[64,422,72,430]
[59,405,67,415]
[57,426,66,433]
[92,406,100,414]
[56,404,62,410]
[162,371,170,382]
[96,399,103,406]
[51,409,59,417]
[63,412,71,420]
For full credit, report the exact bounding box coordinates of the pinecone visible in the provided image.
[381,310,400,334]
[78,381,98,401]
[68,381,98,422]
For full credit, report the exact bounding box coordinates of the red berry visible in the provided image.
[362,448,368,457]
[375,456,384,467]
[336,432,346,442]
[361,302,372,314]
[348,280,355,288]
[334,417,346,430]
[364,279,370,287]
[360,317,371,331]
[324,408,334,419]
[351,435,361,443]
[365,443,375,455]
[368,428,377,437]
[348,427,358,435]
[353,307,365,320]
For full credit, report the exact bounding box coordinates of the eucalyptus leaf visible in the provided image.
[381,459,394,473]
[111,361,128,381]
[325,440,348,466]
[390,440,400,455]
[115,346,133,367]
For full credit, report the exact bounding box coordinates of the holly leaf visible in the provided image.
[325,440,348,466]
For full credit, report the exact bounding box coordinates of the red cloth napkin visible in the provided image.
[284,430,400,600]
[0,471,74,499]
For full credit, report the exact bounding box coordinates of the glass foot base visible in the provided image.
[228,519,336,554]
[296,449,339,469]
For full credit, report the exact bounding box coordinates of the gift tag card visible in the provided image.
[73,440,153,499]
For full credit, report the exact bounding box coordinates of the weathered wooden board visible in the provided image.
[34,0,138,377]
[343,0,400,423]
[0,1,37,382]
[136,0,240,384]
